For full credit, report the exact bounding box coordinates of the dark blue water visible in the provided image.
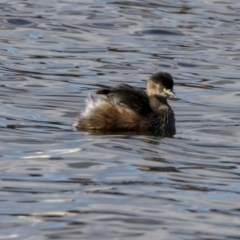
[0,0,240,239]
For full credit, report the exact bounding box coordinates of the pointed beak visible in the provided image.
[164,88,176,98]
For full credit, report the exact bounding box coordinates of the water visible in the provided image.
[0,0,240,239]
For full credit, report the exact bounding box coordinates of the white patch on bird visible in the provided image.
[81,93,106,118]
[72,93,107,129]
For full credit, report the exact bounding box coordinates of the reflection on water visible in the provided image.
[0,0,240,239]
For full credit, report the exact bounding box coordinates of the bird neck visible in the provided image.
[149,95,170,111]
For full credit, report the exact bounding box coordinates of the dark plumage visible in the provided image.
[73,72,176,135]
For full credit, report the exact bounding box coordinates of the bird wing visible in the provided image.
[96,84,152,116]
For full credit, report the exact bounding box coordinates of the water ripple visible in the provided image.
[0,0,240,239]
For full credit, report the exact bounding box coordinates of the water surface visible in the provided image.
[0,0,240,239]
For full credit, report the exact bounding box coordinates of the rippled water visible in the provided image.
[0,0,240,239]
